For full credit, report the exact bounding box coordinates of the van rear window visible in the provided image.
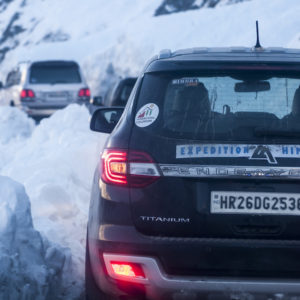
[136,70,300,142]
[29,62,81,84]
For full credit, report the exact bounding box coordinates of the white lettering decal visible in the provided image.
[176,144,300,165]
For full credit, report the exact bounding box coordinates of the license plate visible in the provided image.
[211,191,300,215]
[47,92,68,98]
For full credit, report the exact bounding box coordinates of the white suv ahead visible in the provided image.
[0,60,91,117]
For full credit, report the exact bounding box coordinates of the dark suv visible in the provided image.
[89,77,137,114]
[86,47,300,300]
[103,77,137,107]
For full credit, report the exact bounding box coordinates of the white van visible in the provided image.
[0,60,90,117]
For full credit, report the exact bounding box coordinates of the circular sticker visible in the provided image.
[135,103,159,128]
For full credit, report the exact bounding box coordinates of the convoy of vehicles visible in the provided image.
[0,60,90,118]
[2,37,300,300]
[86,46,300,300]
[0,60,135,118]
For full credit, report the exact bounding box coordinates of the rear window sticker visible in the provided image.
[135,103,159,128]
[172,78,199,86]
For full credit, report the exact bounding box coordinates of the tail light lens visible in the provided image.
[101,149,160,187]
[78,88,91,98]
[20,89,35,99]
[111,262,145,279]
[128,151,160,187]
[102,150,127,185]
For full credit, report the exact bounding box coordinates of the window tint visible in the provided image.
[6,70,21,87]
[120,83,135,102]
[104,82,118,106]
[29,62,81,84]
[136,71,300,142]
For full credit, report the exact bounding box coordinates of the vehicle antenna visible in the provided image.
[254,20,263,50]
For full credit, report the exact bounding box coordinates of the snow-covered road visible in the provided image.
[0,105,106,299]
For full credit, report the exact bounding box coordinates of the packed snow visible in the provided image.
[0,0,300,298]
[0,175,66,299]
[0,105,106,299]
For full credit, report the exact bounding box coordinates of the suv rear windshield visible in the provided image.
[137,69,300,142]
[29,62,82,84]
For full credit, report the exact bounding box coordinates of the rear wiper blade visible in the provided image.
[254,127,300,138]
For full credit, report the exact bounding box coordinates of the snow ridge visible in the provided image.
[154,0,251,16]
[0,176,66,299]
[0,105,105,299]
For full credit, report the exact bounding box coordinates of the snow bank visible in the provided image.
[0,106,34,144]
[0,106,35,170]
[0,104,107,298]
[0,176,66,299]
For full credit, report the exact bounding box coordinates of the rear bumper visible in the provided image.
[88,224,300,299]
[20,103,66,116]
[103,253,300,299]
[20,101,88,116]
[24,107,59,116]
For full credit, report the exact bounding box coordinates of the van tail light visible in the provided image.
[78,88,91,98]
[111,262,145,279]
[20,89,35,99]
[101,149,160,187]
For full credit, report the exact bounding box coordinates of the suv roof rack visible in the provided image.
[157,47,300,60]
[158,49,172,59]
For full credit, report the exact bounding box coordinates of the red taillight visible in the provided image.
[101,149,160,187]
[27,90,35,98]
[20,90,27,98]
[110,262,145,279]
[78,88,90,97]
[20,89,35,99]
[102,150,127,185]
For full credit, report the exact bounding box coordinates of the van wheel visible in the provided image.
[10,101,15,107]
